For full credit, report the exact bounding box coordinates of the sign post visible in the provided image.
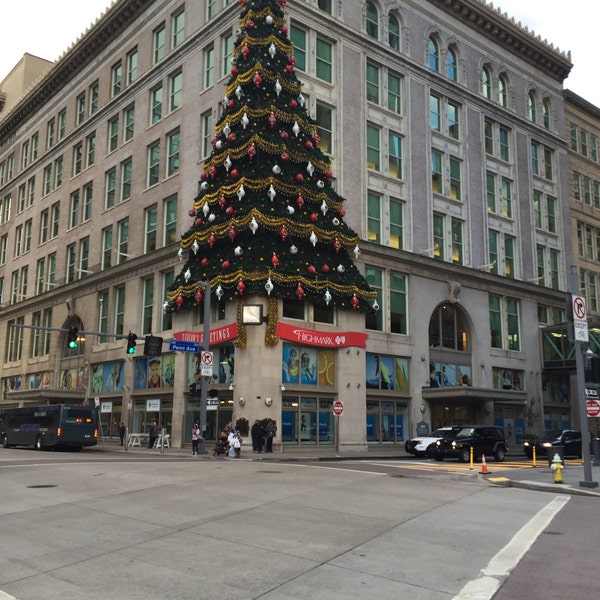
[333,400,343,456]
[197,282,211,455]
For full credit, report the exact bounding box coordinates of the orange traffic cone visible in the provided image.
[480,453,489,474]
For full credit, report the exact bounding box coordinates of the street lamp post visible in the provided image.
[197,281,211,455]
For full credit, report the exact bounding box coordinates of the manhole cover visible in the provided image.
[27,484,57,488]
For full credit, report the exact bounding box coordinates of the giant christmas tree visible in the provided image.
[165,0,377,342]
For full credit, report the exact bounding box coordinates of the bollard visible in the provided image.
[469,446,474,470]
[532,444,536,467]
[550,453,564,484]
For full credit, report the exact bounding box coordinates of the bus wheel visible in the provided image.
[35,436,44,451]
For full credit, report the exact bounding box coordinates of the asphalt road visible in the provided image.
[0,449,597,600]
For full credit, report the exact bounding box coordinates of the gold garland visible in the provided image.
[265,295,279,346]
[234,299,247,348]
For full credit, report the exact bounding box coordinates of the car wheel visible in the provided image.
[433,453,443,461]
[426,445,436,458]
[458,448,470,463]
[494,447,506,462]
[35,436,44,451]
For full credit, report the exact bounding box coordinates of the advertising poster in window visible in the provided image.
[282,344,299,384]
[299,348,317,385]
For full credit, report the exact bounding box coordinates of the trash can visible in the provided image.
[547,446,564,467]
[593,438,600,467]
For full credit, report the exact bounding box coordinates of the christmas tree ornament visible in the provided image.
[266,14,273,25]
[237,185,246,199]
[184,268,191,282]
[176,294,184,308]
[324,289,332,305]
[202,203,210,216]
[209,234,216,248]
[224,155,232,171]
[316,180,325,188]
[201,257,209,267]
[296,194,304,207]
[268,112,277,127]
[272,164,281,174]
[268,184,277,200]
[337,264,345,273]
[235,85,243,99]
[286,205,295,215]
[351,294,359,310]
[292,121,300,136]
[279,226,288,241]
[333,238,341,253]
[208,214,216,222]
[296,283,305,300]
[177,247,185,260]
[192,240,200,254]
[265,277,274,295]
[332,217,340,226]
[215,284,224,299]
[269,42,277,58]
[234,246,243,256]
[310,232,318,246]
[223,123,231,136]
[275,79,282,96]
[271,252,279,268]
[222,259,231,269]
[307,161,315,176]
[195,288,204,303]
[248,143,256,159]
[353,245,361,258]
[241,112,249,129]
[253,71,262,87]
[320,200,328,215]
[249,217,258,234]
[237,279,246,294]
[372,300,380,311]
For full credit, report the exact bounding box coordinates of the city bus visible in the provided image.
[0,404,98,450]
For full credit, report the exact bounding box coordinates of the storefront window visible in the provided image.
[366,400,407,444]
[282,396,333,445]
[366,353,409,391]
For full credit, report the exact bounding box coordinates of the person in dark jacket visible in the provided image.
[148,421,160,448]
[251,419,264,453]
[264,419,275,453]
[118,422,126,446]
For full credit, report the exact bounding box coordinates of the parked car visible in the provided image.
[433,425,508,462]
[405,426,462,458]
[522,430,582,459]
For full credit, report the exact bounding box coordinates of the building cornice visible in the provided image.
[0,0,154,144]
[564,89,600,121]
[429,0,572,82]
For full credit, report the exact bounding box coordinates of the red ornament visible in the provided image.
[176,294,184,308]
[230,168,239,178]
[271,253,279,268]
[281,130,289,140]
[239,0,245,7]
[195,217,203,226]
[188,209,196,217]
[288,55,296,65]
[226,206,234,216]
[229,98,236,108]
[209,234,216,248]
[307,265,316,275]
[281,151,290,161]
[246,19,254,28]
[242,43,250,59]
[237,280,246,294]
[200,172,207,180]
[338,209,345,217]
[321,264,330,273]
[333,237,341,253]
[325,169,333,179]
[295,173,304,183]
[285,64,293,73]
[222,259,231,269]
[219,195,227,208]
[351,294,359,310]
[279,226,288,241]
[296,194,304,208]
[312,132,320,145]
[310,212,318,223]
[228,132,236,142]
[290,98,298,108]
[229,227,237,241]
[247,143,256,160]
[296,283,305,300]
[201,257,209,267]
[195,289,204,303]
[231,67,238,76]
[253,71,262,87]
[305,140,314,151]
[268,112,277,127]
[281,0,286,6]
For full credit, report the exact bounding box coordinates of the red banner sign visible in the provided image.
[276,322,368,348]
[173,323,239,345]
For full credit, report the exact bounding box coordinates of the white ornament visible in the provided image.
[286,205,295,215]
[317,180,325,189]
[202,203,210,216]
[310,231,318,247]
[241,112,249,129]
[332,217,340,226]
[208,214,216,222]
[200,181,209,190]
[272,164,281,175]
[177,247,184,260]
[192,240,200,254]
[337,264,345,273]
[234,246,243,256]
[372,300,380,311]
[292,121,300,136]
[290,244,298,254]
[237,185,246,200]
[275,79,282,96]
[269,43,277,59]
[298,93,305,107]
[320,200,328,215]
[184,268,191,282]
[163,301,169,310]
[324,289,332,305]
[353,244,361,259]
[215,284,224,299]
[268,184,276,200]
[235,85,243,99]
[265,277,274,295]
[249,217,259,234]
[224,155,232,172]
[215,140,223,150]
[266,15,273,25]
[223,123,231,136]
[307,161,315,176]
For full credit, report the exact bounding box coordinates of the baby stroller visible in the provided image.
[212,436,229,457]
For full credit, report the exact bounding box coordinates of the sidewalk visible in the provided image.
[96,438,600,497]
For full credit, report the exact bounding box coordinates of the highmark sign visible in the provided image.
[276,322,368,348]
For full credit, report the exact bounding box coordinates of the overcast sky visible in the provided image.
[1,1,598,106]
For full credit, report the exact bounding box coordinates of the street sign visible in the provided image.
[144,335,164,356]
[200,351,213,377]
[572,295,589,342]
[333,400,344,416]
[586,399,600,417]
[168,340,200,353]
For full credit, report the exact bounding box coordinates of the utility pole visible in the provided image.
[197,281,211,455]
[569,266,598,489]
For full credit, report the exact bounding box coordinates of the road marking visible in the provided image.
[0,590,18,599]
[453,495,570,600]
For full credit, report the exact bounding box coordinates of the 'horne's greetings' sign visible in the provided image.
[276,322,368,348]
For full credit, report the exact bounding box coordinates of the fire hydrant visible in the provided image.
[550,453,564,484]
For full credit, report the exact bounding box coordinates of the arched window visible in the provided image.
[498,74,508,107]
[528,92,537,123]
[447,47,458,81]
[428,304,469,351]
[388,14,400,51]
[366,2,379,40]
[542,98,551,129]
[428,36,440,72]
[481,66,491,99]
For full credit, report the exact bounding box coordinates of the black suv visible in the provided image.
[433,425,507,463]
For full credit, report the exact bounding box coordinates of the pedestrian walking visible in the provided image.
[191,422,202,455]
[118,422,126,446]
[148,421,160,449]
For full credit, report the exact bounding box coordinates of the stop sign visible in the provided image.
[586,399,600,417]
[333,400,344,416]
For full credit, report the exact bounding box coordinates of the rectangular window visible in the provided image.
[431,150,442,193]
[145,205,158,253]
[72,144,83,176]
[506,298,520,351]
[388,73,402,114]
[544,147,553,180]
[115,287,125,336]
[69,191,79,229]
[40,209,49,244]
[390,198,403,250]
[86,132,96,167]
[316,37,333,82]
[172,10,185,48]
[47,119,55,149]
[153,25,166,64]
[549,249,559,289]
[451,218,463,264]
[66,244,76,284]
[316,103,332,154]
[111,61,122,97]
[148,142,161,186]
[365,267,383,331]
[58,109,67,140]
[108,116,119,152]
[164,195,178,244]
[499,127,509,161]
[448,101,459,139]
[505,236,515,278]
[366,124,380,170]
[484,119,493,154]
[390,272,407,334]
[54,158,62,188]
[429,94,440,131]
[533,190,542,228]
[169,71,182,111]
[76,93,86,125]
[167,130,180,176]
[124,105,135,142]
[290,25,306,71]
[204,45,214,88]
[501,178,512,218]
[486,172,496,212]
[433,213,444,260]
[83,183,93,222]
[222,33,233,76]
[489,294,502,348]
[388,132,402,179]
[547,196,556,233]
[50,203,60,239]
[366,62,380,104]
[449,157,461,200]
[126,48,138,84]
[118,219,129,264]
[121,158,132,201]
[367,192,381,243]
[79,237,90,277]
[89,82,99,115]
[201,111,213,158]
[102,227,113,269]
[142,277,155,335]
[531,141,539,175]
[99,290,109,343]
[489,230,498,272]
[105,169,116,209]
[150,86,163,124]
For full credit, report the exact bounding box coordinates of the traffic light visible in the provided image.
[126,332,137,354]
[67,326,79,349]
